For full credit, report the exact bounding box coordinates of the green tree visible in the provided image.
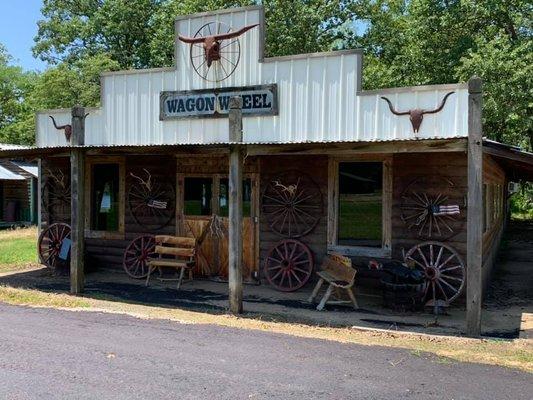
[0,45,37,145]
[34,0,159,69]
[29,53,120,109]
[344,0,532,150]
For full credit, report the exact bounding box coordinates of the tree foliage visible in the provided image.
[0,45,36,144]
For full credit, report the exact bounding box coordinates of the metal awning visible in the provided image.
[483,139,533,182]
[0,165,25,180]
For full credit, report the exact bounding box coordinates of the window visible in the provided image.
[184,177,213,216]
[219,178,252,217]
[328,157,391,257]
[338,162,383,247]
[90,163,120,231]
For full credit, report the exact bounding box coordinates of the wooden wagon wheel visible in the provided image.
[404,241,466,307]
[38,223,71,270]
[41,168,71,222]
[189,21,241,82]
[400,176,465,241]
[122,235,156,279]
[264,239,314,292]
[127,169,175,230]
[262,170,323,238]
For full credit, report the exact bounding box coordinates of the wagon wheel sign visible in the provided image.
[262,170,323,238]
[400,176,465,241]
[178,21,258,82]
[127,169,175,230]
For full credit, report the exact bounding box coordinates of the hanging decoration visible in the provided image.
[263,239,314,292]
[38,223,71,272]
[42,167,71,223]
[127,169,175,230]
[404,241,466,311]
[262,170,323,238]
[178,22,258,82]
[381,92,454,133]
[400,176,465,241]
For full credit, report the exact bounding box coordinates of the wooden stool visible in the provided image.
[308,253,358,311]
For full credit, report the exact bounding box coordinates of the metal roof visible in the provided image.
[0,165,25,180]
[0,136,468,157]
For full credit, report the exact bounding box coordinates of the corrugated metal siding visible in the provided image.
[35,7,469,148]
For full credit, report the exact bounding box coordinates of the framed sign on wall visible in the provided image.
[160,84,278,120]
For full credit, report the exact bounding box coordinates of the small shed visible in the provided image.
[0,5,531,337]
[0,155,38,227]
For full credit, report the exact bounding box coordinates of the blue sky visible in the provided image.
[0,0,46,71]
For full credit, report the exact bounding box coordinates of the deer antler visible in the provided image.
[421,91,455,115]
[273,180,298,196]
[130,168,152,192]
[380,97,410,116]
[178,23,258,43]
[45,167,67,189]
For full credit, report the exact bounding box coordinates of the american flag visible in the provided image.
[432,204,460,216]
[147,200,168,209]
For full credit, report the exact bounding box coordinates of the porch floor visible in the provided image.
[0,263,525,339]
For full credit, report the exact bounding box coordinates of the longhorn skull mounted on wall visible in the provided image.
[49,113,89,142]
[178,23,258,68]
[381,91,455,133]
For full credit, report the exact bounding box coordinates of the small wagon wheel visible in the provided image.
[404,241,466,306]
[127,169,175,230]
[38,223,71,270]
[189,21,241,82]
[400,176,465,241]
[262,170,323,238]
[123,235,156,279]
[264,239,314,292]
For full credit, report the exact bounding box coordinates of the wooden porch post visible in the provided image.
[228,96,244,314]
[70,106,86,294]
[466,77,483,337]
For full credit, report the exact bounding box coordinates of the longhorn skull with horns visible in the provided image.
[178,23,258,68]
[49,113,89,142]
[381,91,454,133]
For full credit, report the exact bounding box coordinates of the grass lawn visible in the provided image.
[0,227,38,272]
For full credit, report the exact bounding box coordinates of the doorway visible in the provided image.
[177,173,259,282]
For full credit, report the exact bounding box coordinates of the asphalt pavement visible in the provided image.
[0,303,530,399]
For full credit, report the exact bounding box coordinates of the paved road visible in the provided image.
[0,304,530,400]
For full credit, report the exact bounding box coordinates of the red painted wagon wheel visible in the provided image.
[400,176,465,241]
[404,241,466,306]
[38,223,71,270]
[264,239,314,292]
[262,170,323,238]
[122,235,156,279]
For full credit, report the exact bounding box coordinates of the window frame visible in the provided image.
[84,156,125,239]
[327,155,392,258]
[176,172,259,223]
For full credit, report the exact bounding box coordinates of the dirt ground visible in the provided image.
[484,219,533,338]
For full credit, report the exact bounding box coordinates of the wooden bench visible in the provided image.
[146,235,196,290]
[308,253,358,311]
